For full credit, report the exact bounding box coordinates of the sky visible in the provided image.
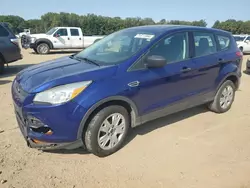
[1,0,249,27]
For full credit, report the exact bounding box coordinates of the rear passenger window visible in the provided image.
[216,35,230,51]
[193,32,217,57]
[0,25,9,37]
[70,29,79,36]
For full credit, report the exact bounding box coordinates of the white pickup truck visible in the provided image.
[22,27,105,54]
[233,34,250,54]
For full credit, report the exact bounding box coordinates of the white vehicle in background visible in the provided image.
[233,34,250,54]
[22,27,105,54]
[19,29,31,38]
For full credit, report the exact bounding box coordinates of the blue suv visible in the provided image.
[12,25,243,157]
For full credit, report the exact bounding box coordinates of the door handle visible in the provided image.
[128,81,140,87]
[79,38,82,40]
[181,67,192,73]
[218,58,225,63]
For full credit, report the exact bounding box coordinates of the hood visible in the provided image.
[30,33,48,38]
[16,56,118,93]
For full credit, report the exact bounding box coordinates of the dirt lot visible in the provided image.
[1,49,250,188]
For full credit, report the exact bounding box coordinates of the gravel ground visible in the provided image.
[0,49,250,188]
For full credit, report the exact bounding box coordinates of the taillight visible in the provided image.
[10,38,20,48]
[236,51,243,57]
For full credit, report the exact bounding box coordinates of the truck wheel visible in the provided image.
[0,57,5,74]
[36,43,50,54]
[84,105,130,157]
[239,47,245,55]
[33,48,38,54]
[208,80,236,113]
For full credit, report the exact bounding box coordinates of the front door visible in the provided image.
[243,36,250,53]
[127,31,203,120]
[52,28,71,49]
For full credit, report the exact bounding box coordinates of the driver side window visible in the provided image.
[148,32,189,63]
[55,28,68,36]
[130,32,189,70]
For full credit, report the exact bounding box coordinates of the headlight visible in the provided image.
[33,81,92,105]
[30,37,36,43]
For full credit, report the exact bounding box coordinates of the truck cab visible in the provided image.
[23,27,104,54]
[233,34,250,54]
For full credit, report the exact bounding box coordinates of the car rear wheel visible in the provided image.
[84,105,130,157]
[0,57,5,74]
[36,43,50,54]
[208,80,236,113]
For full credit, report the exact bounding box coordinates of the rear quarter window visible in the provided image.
[216,35,231,51]
[0,25,9,37]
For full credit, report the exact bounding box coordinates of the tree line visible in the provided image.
[0,13,249,35]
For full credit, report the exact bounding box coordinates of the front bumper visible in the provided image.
[15,107,83,150]
[12,80,88,150]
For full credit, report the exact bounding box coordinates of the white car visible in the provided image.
[233,34,250,54]
[22,27,105,54]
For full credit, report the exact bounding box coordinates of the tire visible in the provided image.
[208,80,236,113]
[36,43,50,54]
[0,57,5,74]
[33,48,38,54]
[239,47,244,55]
[84,105,130,157]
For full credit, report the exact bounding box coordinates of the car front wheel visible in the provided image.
[84,105,130,157]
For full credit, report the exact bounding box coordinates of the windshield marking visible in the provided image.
[134,34,155,41]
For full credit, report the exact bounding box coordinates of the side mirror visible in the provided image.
[245,40,250,43]
[145,55,166,68]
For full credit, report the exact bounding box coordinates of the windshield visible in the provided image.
[46,27,58,35]
[234,36,246,42]
[75,29,158,65]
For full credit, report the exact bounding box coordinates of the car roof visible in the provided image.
[0,22,9,27]
[123,25,231,35]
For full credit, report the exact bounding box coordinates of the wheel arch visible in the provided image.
[35,38,54,49]
[77,96,139,140]
[0,52,6,63]
[217,72,240,91]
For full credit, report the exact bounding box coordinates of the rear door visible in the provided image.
[53,28,71,48]
[69,28,83,48]
[189,31,221,96]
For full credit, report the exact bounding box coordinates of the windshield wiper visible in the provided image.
[80,57,100,66]
[70,55,100,66]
